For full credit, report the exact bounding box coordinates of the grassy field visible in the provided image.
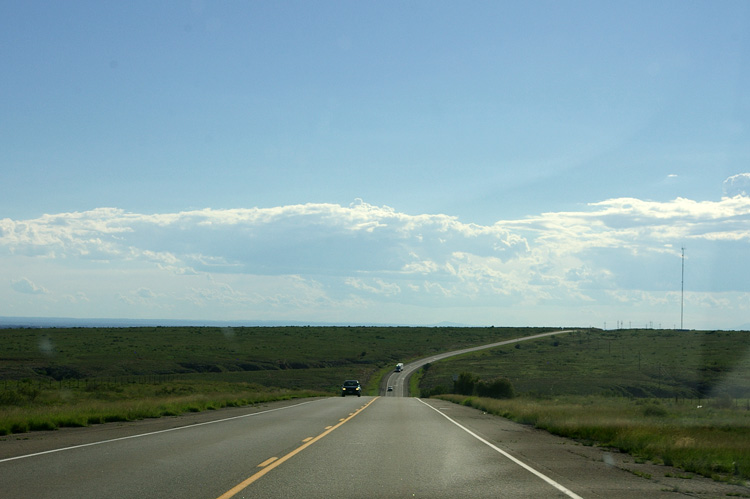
[2,325,749,484]
[0,325,539,434]
[418,329,750,399]
[0,325,536,382]
[0,378,323,434]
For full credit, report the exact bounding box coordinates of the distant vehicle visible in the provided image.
[395,363,403,372]
[387,386,393,392]
[341,380,361,397]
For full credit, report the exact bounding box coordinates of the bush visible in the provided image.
[421,385,448,397]
[643,404,668,417]
[454,372,479,396]
[712,394,734,409]
[0,390,25,406]
[0,384,41,405]
[476,378,515,399]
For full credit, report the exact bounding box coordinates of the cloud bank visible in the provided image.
[11,277,48,295]
[2,191,749,328]
[723,173,750,198]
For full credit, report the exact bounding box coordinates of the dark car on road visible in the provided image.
[341,380,361,397]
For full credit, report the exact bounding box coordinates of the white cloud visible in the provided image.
[345,277,401,296]
[11,277,48,295]
[723,173,750,198]
[136,288,156,299]
[1,196,749,328]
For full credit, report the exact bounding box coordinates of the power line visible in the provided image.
[680,246,685,330]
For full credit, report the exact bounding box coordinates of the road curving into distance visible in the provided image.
[382,329,577,397]
[3,329,748,498]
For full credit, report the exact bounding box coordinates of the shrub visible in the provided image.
[712,394,734,409]
[0,384,41,405]
[643,403,668,417]
[421,385,448,397]
[11,421,29,434]
[0,390,25,406]
[453,372,479,396]
[476,378,515,399]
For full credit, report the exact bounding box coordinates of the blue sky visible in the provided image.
[2,1,750,329]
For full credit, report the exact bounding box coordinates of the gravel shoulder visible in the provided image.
[420,398,750,499]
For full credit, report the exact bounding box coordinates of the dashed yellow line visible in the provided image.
[216,398,379,499]
[257,457,278,468]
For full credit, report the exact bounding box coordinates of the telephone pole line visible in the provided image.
[680,246,685,330]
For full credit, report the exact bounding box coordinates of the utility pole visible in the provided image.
[680,246,685,330]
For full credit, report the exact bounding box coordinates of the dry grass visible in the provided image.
[438,394,750,483]
[0,379,327,435]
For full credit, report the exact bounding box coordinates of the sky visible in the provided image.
[2,1,750,329]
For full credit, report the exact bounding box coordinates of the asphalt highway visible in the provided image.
[3,395,748,498]
[3,330,749,498]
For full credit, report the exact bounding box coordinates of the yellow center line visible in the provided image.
[216,397,379,499]
[257,457,278,468]
[302,437,313,443]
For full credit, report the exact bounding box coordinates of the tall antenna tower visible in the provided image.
[680,246,685,330]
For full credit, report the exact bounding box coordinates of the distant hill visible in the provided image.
[0,316,461,329]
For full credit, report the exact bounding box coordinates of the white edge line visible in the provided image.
[417,398,584,499]
[0,399,319,464]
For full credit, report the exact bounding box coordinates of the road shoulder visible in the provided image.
[420,398,749,498]
[0,397,328,461]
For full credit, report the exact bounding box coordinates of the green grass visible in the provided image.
[0,325,544,434]
[414,328,750,484]
[3,324,750,484]
[418,329,750,399]
[0,325,539,381]
[0,378,326,435]
[437,394,750,483]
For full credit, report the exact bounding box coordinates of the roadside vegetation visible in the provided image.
[418,329,750,400]
[0,325,533,434]
[436,394,750,484]
[415,328,750,484]
[2,325,749,484]
[0,378,322,434]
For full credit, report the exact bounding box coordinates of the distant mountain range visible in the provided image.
[0,316,475,329]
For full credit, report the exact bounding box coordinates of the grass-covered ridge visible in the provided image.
[0,325,535,382]
[418,329,750,399]
[0,325,541,434]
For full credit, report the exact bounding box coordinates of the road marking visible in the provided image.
[0,399,320,464]
[302,437,313,442]
[216,397,379,499]
[418,399,583,499]
[257,457,278,467]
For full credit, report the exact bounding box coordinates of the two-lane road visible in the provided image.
[3,331,748,498]
[383,329,575,397]
[2,395,744,498]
